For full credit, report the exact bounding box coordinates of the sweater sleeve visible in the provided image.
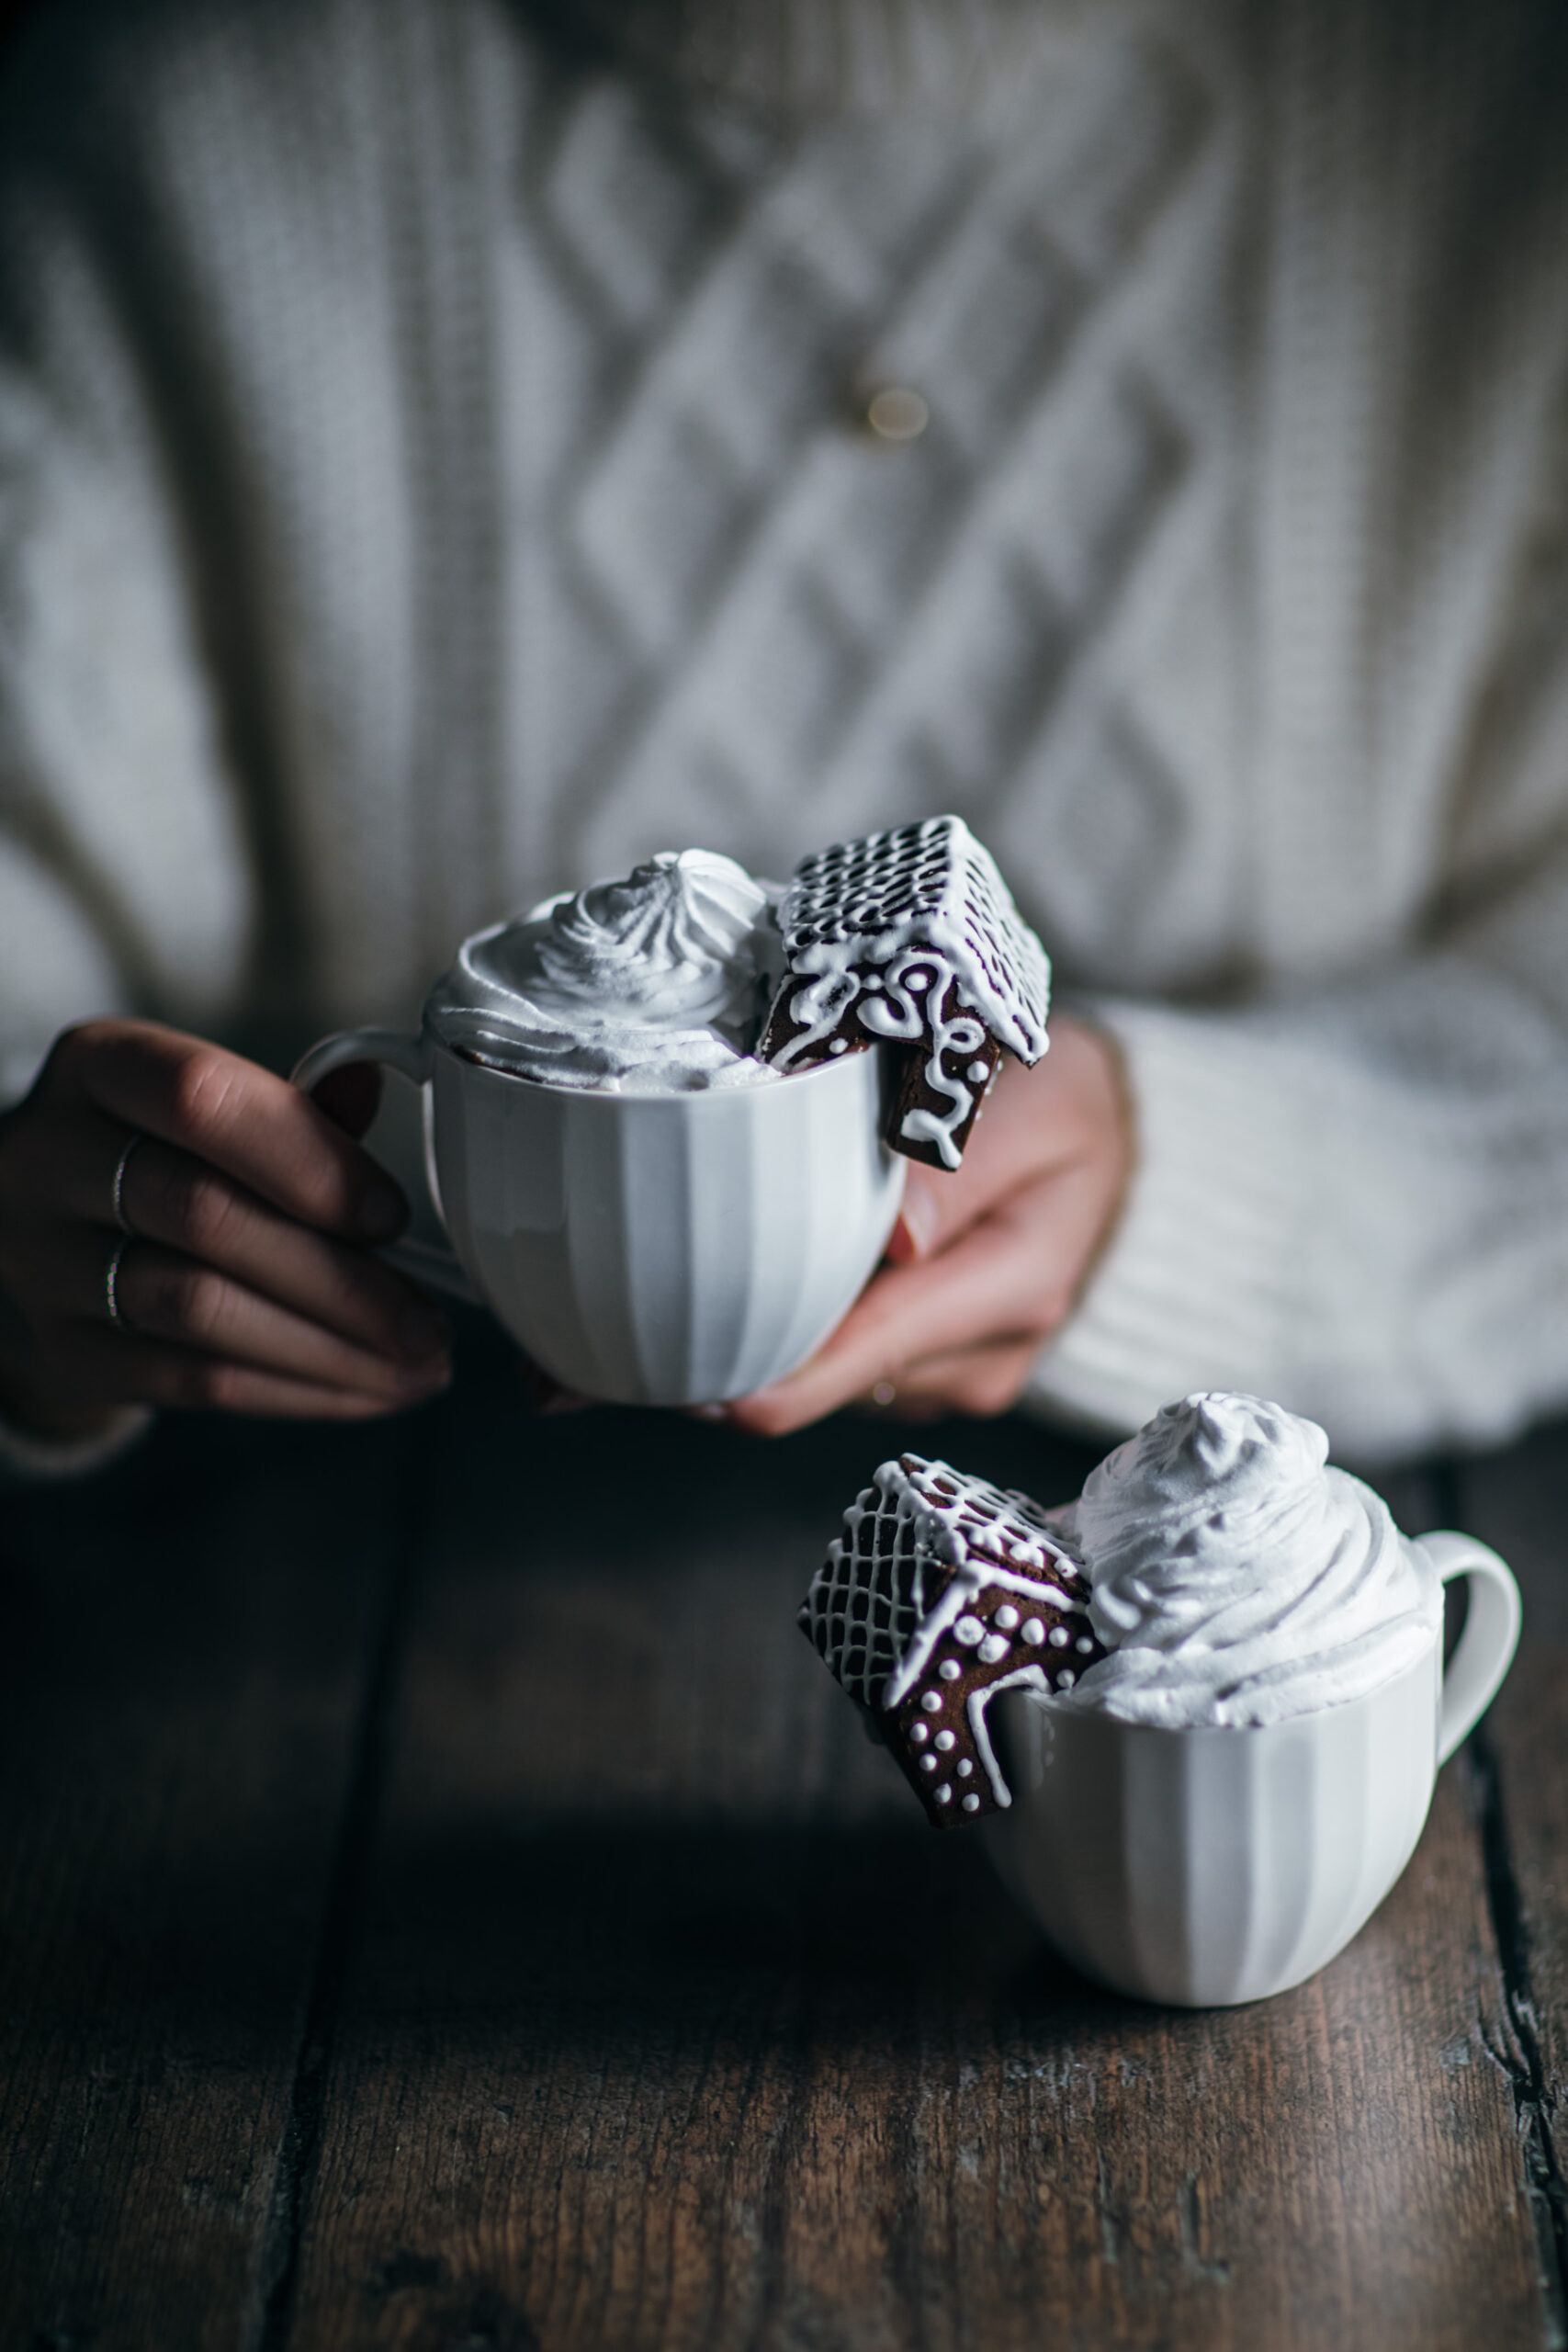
[0,358,256,1106]
[0,11,264,1108]
[0,28,261,1477]
[1029,123,1568,1473]
[1028,831,1568,1463]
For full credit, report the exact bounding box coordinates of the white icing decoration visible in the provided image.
[994,1606,1019,1631]
[938,1658,962,1682]
[909,1721,929,1744]
[1048,1626,1069,1647]
[802,1453,1088,1714]
[976,1634,1010,1666]
[956,1758,974,1778]
[935,1784,953,1804]
[799,1451,1096,1811]
[1022,1619,1044,1645]
[1076,1635,1095,1654]
[954,1615,986,1646]
[962,1793,981,1812]
[1058,1668,1076,1689]
[920,1754,939,1772]
[964,1666,1053,1806]
[762,818,1052,1168]
[897,983,991,1170]
[934,1729,955,1751]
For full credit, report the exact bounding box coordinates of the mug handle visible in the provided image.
[1418,1530,1523,1764]
[290,1026,482,1306]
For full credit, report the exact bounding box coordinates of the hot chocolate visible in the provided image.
[424,849,783,1093]
[1059,1391,1441,1730]
[802,1391,1444,1826]
[423,816,1052,1168]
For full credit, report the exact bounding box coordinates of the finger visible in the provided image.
[310,1059,382,1140]
[16,1125,449,1368]
[117,1137,449,1364]
[850,1389,950,1425]
[41,1227,450,1403]
[114,1241,450,1400]
[50,1020,408,1242]
[880,1337,1043,1419]
[37,1321,434,1420]
[515,1355,594,1415]
[728,1240,1031,1435]
[880,1087,1043,1269]
[885,1017,1125,1265]
[731,1166,1108,1436]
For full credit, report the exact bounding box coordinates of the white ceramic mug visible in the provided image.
[292,1023,906,1406]
[981,1530,1521,2007]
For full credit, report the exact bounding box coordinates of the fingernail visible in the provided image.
[359,1182,407,1242]
[398,1301,450,1360]
[892,1182,940,1261]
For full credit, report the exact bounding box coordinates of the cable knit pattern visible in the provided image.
[2,0,1568,1460]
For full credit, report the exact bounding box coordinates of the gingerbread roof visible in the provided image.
[773,816,1051,1066]
[800,1454,1106,1824]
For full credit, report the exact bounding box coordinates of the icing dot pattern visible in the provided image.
[799,1450,1105,1830]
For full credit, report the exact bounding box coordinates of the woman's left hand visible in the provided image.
[724,1013,1133,1435]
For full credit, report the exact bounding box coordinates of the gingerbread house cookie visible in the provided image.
[759,816,1051,1170]
[799,1453,1106,1827]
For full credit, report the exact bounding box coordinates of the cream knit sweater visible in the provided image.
[3,0,1568,1461]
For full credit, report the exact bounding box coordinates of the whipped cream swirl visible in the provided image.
[1061,1393,1440,1729]
[425,851,784,1091]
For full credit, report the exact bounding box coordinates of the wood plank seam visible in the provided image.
[1437,1461,1568,2351]
[1463,1724,1568,2350]
[238,1449,430,2352]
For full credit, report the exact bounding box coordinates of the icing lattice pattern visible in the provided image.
[772,817,1050,1065]
[800,1453,1105,1826]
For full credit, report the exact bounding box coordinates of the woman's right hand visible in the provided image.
[0,1018,452,1439]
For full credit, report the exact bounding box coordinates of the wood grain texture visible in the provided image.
[276,1392,1545,2352]
[1452,1424,1568,2345]
[0,1410,415,2352]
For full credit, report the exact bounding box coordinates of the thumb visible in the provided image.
[884,1167,951,1264]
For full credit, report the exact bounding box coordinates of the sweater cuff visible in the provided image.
[1025,1002,1314,1438]
[0,1402,154,1484]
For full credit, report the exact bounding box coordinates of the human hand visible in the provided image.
[724,1013,1132,1436]
[0,1019,452,1439]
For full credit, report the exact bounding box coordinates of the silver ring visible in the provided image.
[871,1379,897,1408]
[111,1129,144,1236]
[106,1236,133,1332]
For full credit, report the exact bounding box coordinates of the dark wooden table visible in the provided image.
[3,1334,1565,2351]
